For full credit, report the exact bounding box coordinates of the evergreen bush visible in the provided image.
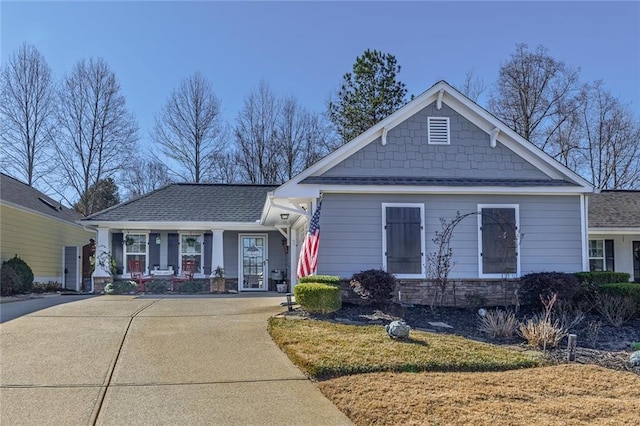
[298,275,341,286]
[575,271,630,286]
[350,269,396,305]
[294,283,341,314]
[2,255,34,294]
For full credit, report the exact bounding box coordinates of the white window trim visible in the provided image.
[179,233,205,275]
[381,203,426,279]
[123,233,149,275]
[477,204,521,279]
[588,239,606,271]
[427,116,450,145]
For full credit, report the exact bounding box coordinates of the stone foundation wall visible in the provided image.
[92,277,112,294]
[339,278,520,307]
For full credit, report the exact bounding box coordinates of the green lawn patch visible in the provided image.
[268,317,545,379]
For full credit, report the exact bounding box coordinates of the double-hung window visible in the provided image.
[478,205,520,277]
[382,203,425,278]
[125,234,147,273]
[588,239,614,271]
[180,234,203,274]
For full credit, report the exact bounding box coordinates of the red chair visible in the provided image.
[128,259,153,292]
[171,259,197,291]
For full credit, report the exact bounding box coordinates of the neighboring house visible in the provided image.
[84,81,597,304]
[0,172,95,289]
[588,190,640,282]
[79,184,288,292]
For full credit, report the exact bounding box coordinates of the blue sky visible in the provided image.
[2,1,639,152]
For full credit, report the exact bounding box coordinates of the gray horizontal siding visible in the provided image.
[322,103,550,180]
[317,193,582,279]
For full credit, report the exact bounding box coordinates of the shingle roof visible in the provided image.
[0,173,84,223]
[588,190,640,228]
[81,183,278,222]
[300,176,579,187]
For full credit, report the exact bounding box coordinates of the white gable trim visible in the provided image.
[271,81,594,197]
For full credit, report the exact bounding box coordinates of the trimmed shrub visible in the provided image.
[0,265,21,296]
[298,275,340,286]
[598,283,640,318]
[575,271,630,286]
[104,280,138,294]
[294,283,341,314]
[32,282,62,293]
[2,255,34,294]
[519,272,582,307]
[178,280,205,293]
[350,269,396,305]
[146,280,168,294]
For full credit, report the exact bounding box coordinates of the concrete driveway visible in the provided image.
[0,294,352,425]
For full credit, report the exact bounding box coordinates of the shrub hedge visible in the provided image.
[298,275,341,285]
[104,280,138,294]
[598,283,640,317]
[178,280,205,293]
[1,255,34,295]
[294,283,341,314]
[146,280,168,294]
[0,265,22,296]
[518,272,582,307]
[575,271,630,285]
[350,269,396,305]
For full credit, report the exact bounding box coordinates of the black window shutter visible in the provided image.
[386,207,421,274]
[605,239,615,271]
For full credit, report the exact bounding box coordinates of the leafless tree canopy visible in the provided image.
[579,81,640,189]
[489,44,583,154]
[233,81,335,184]
[120,158,173,200]
[0,43,56,186]
[459,69,486,102]
[152,72,225,183]
[55,57,138,214]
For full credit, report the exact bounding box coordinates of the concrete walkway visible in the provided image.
[0,294,352,425]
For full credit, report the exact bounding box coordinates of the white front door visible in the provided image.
[239,235,268,291]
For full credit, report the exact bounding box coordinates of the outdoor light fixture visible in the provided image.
[280,213,289,220]
[156,236,161,245]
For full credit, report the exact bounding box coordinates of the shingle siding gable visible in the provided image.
[320,103,550,180]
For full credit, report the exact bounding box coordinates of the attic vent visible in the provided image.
[38,197,62,211]
[428,117,450,145]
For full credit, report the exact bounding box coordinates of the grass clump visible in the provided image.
[478,309,518,338]
[268,318,543,379]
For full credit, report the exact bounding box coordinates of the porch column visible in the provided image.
[91,227,111,293]
[210,229,224,277]
[289,226,298,289]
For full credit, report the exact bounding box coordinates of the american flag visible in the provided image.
[297,200,322,279]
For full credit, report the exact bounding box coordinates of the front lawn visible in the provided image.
[268,317,544,379]
[268,317,640,425]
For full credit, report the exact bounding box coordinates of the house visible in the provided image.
[0,172,96,290]
[588,190,640,282]
[262,80,595,305]
[79,183,288,292]
[84,81,596,304]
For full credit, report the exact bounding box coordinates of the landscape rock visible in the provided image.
[630,351,640,366]
[385,320,411,339]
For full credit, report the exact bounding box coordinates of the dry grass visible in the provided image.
[268,318,543,379]
[318,364,640,425]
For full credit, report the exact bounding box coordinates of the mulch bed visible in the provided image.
[294,302,640,375]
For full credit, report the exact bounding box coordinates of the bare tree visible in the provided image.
[489,44,584,157]
[579,81,640,189]
[459,69,486,102]
[0,43,55,186]
[152,72,225,183]
[55,58,138,214]
[234,80,281,184]
[210,151,240,183]
[120,158,173,199]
